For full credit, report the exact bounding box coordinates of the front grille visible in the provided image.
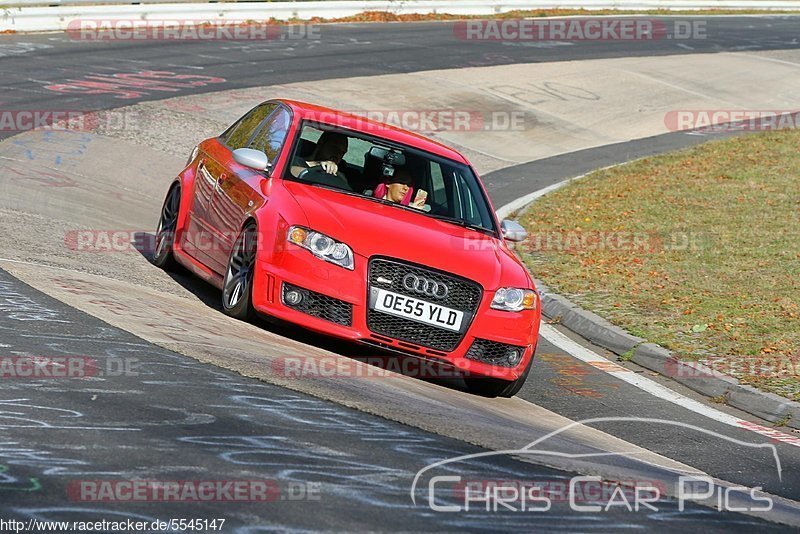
[282,282,352,326]
[367,257,483,352]
[465,338,526,367]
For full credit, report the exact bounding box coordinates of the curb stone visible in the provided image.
[501,200,800,432]
[538,287,646,356]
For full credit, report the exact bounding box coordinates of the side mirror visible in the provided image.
[233,148,269,171]
[500,219,527,242]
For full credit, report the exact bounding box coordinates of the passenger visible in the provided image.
[291,132,348,177]
[373,168,427,210]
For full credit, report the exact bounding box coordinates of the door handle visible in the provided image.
[215,173,227,192]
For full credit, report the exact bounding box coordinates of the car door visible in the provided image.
[206,105,292,268]
[185,102,276,272]
[184,154,218,252]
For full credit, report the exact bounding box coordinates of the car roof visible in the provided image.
[277,99,470,165]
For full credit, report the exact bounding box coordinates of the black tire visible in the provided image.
[152,183,181,271]
[221,222,258,321]
[464,351,534,398]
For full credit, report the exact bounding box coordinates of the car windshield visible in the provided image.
[283,122,498,235]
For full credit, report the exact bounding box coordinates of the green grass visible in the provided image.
[517,130,800,400]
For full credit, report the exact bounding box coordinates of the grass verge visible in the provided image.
[299,9,800,23]
[516,130,800,401]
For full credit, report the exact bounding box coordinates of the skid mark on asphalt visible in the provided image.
[44,70,227,100]
[537,351,621,399]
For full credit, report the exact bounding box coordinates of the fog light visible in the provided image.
[285,290,304,306]
[506,349,522,366]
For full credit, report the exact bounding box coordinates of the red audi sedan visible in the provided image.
[154,99,540,396]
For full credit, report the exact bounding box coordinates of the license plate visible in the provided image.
[370,288,464,332]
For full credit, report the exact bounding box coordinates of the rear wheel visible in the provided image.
[153,183,181,270]
[464,353,534,398]
[222,222,258,321]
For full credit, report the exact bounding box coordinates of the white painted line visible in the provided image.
[540,323,800,447]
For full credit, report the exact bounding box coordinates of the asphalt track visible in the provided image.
[1,15,800,139]
[0,269,771,532]
[0,15,799,531]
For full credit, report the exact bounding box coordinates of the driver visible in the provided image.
[290,132,348,177]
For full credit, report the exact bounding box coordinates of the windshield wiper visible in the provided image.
[427,213,496,236]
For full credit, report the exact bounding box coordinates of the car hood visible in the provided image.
[283,181,530,289]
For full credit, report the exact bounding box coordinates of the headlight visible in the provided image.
[287,226,354,270]
[491,288,537,312]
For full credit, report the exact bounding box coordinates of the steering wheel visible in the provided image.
[296,166,353,191]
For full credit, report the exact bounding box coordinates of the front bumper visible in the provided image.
[250,247,540,381]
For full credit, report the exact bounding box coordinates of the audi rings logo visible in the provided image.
[402,274,449,299]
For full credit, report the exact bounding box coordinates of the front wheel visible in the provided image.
[222,222,258,321]
[153,183,181,271]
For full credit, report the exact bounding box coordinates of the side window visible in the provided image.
[453,166,493,228]
[222,103,277,149]
[248,108,291,163]
[460,181,479,224]
[430,162,446,205]
[341,136,372,167]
